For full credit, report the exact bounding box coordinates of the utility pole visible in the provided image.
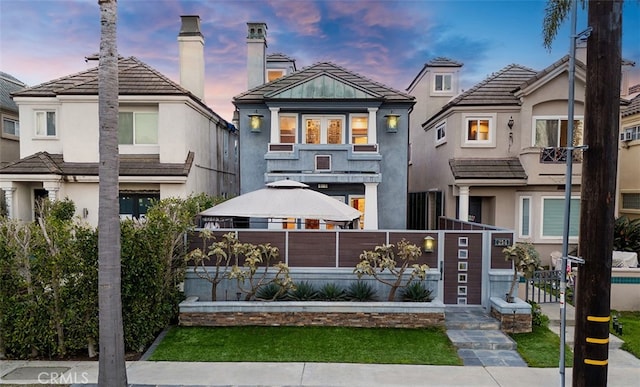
[572,1,622,386]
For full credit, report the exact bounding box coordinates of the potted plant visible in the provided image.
[503,242,541,303]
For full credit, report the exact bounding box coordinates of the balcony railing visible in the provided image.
[539,147,583,164]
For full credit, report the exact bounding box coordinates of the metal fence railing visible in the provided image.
[525,269,563,303]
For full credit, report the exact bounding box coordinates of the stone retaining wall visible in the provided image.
[179,298,446,329]
[489,297,532,333]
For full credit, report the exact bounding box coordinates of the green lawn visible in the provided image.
[511,325,574,368]
[149,326,462,365]
[613,311,640,359]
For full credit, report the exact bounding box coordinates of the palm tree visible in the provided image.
[543,1,623,385]
[97,0,127,385]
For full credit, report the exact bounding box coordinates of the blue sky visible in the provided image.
[1,0,639,121]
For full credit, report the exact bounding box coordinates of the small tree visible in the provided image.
[354,239,429,301]
[228,243,294,301]
[503,242,541,302]
[187,231,238,301]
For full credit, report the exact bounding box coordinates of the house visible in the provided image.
[408,48,637,260]
[618,89,640,220]
[407,54,592,260]
[231,22,415,230]
[0,16,239,225]
[0,72,26,216]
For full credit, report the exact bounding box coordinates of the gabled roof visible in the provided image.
[267,53,296,63]
[12,57,191,98]
[0,151,194,177]
[426,57,463,67]
[449,158,527,180]
[622,93,640,118]
[234,61,415,103]
[422,64,536,127]
[0,71,27,111]
[515,55,586,92]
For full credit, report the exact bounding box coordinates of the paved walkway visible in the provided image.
[2,303,639,386]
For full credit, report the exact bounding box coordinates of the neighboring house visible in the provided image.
[408,55,591,260]
[408,50,636,260]
[0,16,239,225]
[618,90,640,220]
[1,71,27,216]
[232,22,415,230]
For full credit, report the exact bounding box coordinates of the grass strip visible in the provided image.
[613,311,640,359]
[149,325,462,365]
[511,325,573,368]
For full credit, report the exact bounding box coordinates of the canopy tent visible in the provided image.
[199,180,362,226]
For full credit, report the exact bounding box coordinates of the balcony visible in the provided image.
[539,147,583,164]
[265,143,381,182]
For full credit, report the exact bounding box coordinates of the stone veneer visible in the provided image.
[179,297,446,329]
[490,297,532,333]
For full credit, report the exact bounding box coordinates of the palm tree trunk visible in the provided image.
[97,0,127,385]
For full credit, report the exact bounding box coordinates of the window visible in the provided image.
[534,118,583,147]
[279,115,297,143]
[541,197,580,238]
[267,69,285,82]
[303,116,344,144]
[118,112,158,145]
[621,126,640,141]
[519,196,531,238]
[119,192,159,220]
[2,117,19,136]
[435,122,446,144]
[621,193,640,211]
[35,111,56,137]
[467,119,490,141]
[350,115,368,144]
[434,74,452,92]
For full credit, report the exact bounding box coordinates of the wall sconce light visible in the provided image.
[423,235,435,253]
[248,111,263,133]
[385,113,400,132]
[507,116,514,131]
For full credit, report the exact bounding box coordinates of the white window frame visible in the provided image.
[278,113,298,144]
[267,69,286,82]
[34,110,57,138]
[1,115,19,138]
[349,113,369,145]
[540,195,580,240]
[518,196,532,238]
[118,110,158,146]
[435,121,446,146]
[462,113,496,147]
[433,73,452,92]
[532,115,584,147]
[302,115,345,145]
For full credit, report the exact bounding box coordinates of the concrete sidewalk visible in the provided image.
[2,360,640,386]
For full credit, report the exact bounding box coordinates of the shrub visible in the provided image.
[401,282,433,302]
[346,281,377,302]
[528,300,549,327]
[255,283,287,301]
[613,216,640,256]
[503,242,541,302]
[318,283,347,301]
[287,281,319,301]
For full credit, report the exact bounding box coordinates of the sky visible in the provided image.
[1,0,639,122]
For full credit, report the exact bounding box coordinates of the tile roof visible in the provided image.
[12,57,193,98]
[449,158,527,180]
[267,53,296,63]
[0,151,194,177]
[0,71,27,111]
[622,93,640,117]
[233,61,415,103]
[426,57,463,67]
[515,55,586,91]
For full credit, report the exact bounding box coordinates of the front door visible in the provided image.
[468,197,482,223]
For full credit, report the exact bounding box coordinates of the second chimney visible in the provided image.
[247,22,267,89]
[178,15,205,100]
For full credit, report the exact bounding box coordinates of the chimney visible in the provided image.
[178,15,205,100]
[247,22,267,89]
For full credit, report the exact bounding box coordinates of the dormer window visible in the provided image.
[434,73,452,92]
[267,69,286,82]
